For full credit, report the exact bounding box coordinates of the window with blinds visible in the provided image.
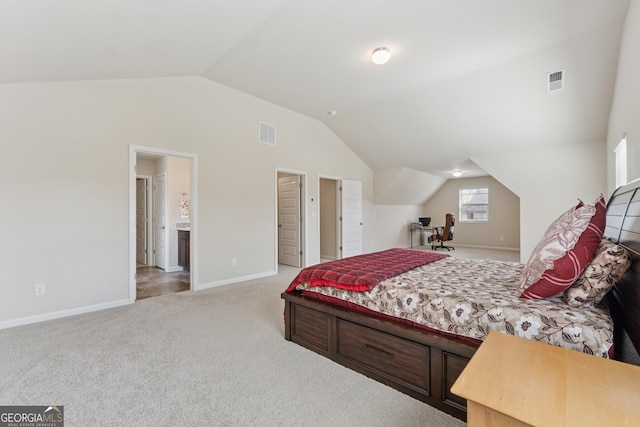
[615,135,627,189]
[459,187,488,222]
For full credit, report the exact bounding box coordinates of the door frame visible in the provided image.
[274,168,307,273]
[129,145,199,303]
[277,174,302,268]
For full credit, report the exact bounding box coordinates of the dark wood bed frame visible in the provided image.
[281,180,640,421]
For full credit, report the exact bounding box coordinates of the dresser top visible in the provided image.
[451,331,640,426]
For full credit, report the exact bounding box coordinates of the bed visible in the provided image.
[281,180,640,421]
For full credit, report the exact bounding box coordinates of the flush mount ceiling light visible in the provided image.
[452,170,463,177]
[371,47,391,65]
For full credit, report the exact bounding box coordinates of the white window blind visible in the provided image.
[615,135,627,189]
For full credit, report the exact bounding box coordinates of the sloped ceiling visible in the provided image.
[375,168,446,205]
[0,0,630,187]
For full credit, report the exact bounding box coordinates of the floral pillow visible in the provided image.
[518,195,606,299]
[563,238,631,307]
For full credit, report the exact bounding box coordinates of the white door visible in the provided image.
[341,179,363,258]
[136,178,148,265]
[278,175,302,267]
[154,173,167,270]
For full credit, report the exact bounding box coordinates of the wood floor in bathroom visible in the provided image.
[136,266,190,300]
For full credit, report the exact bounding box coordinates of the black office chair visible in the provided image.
[431,213,455,251]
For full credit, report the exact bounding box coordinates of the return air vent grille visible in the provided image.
[259,121,276,145]
[547,69,565,92]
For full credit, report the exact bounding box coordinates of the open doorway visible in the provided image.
[130,145,198,302]
[319,177,340,263]
[276,170,306,269]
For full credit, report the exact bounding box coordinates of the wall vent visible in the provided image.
[259,121,276,145]
[547,69,565,92]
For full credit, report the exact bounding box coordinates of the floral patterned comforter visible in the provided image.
[294,256,614,357]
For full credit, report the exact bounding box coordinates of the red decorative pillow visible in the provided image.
[518,195,606,299]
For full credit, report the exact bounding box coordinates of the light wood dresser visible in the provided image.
[451,331,640,426]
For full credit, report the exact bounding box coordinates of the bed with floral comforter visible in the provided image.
[291,255,614,358]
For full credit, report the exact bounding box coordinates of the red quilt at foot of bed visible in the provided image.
[286,248,449,292]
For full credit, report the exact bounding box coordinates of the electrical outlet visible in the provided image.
[231,258,237,267]
[35,283,46,296]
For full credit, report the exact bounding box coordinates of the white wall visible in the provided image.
[369,205,425,250]
[608,0,640,191]
[136,158,156,176]
[473,140,606,262]
[423,175,520,251]
[0,76,376,326]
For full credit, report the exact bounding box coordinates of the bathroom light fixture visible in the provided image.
[371,47,391,65]
[452,170,462,177]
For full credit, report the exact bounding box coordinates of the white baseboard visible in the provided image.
[0,299,132,331]
[165,266,184,273]
[195,271,276,291]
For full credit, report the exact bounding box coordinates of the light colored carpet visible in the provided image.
[413,245,521,263]
[0,262,467,427]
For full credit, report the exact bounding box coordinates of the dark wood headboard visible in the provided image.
[604,179,640,365]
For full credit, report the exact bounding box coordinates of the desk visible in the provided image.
[451,331,640,426]
[409,224,422,248]
[409,224,433,248]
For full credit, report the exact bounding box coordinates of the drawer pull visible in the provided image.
[362,344,394,359]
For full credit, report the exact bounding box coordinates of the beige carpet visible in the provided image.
[413,244,521,263]
[0,261,469,427]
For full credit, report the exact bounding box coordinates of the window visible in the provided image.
[615,134,627,189]
[459,188,488,222]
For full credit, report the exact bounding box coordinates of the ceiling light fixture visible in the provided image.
[452,170,462,177]
[371,47,391,65]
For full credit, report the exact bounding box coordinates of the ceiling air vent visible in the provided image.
[259,121,276,145]
[547,69,565,92]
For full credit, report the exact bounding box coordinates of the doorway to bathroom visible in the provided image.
[130,145,198,302]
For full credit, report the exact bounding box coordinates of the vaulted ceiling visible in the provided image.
[1,0,630,179]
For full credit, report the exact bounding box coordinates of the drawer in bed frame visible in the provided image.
[282,292,479,421]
